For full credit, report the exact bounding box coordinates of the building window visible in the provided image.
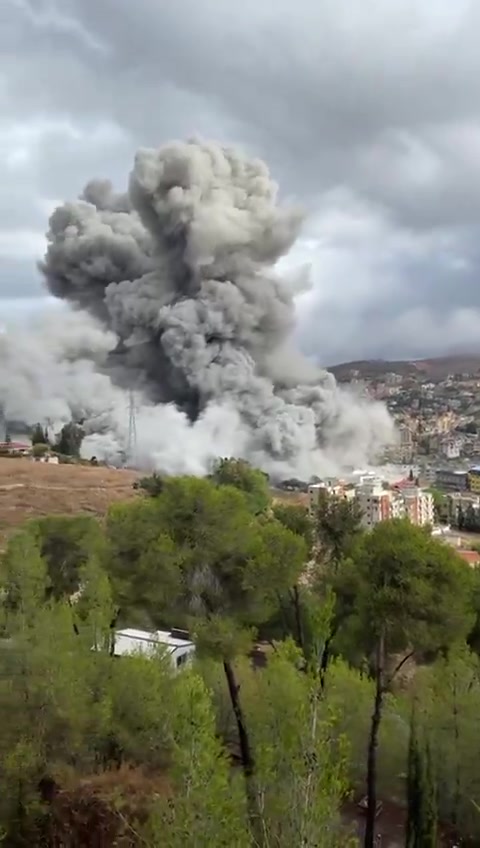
[176,652,188,668]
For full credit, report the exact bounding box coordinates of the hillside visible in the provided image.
[329,353,480,382]
[0,459,141,549]
[0,461,309,550]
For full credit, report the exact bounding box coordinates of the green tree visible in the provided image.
[29,515,105,601]
[133,471,165,496]
[147,671,248,847]
[0,598,101,841]
[314,491,363,565]
[308,493,364,683]
[406,709,437,847]
[105,475,306,844]
[348,519,473,848]
[0,530,49,624]
[464,502,480,532]
[31,442,50,458]
[54,422,84,458]
[272,502,313,548]
[244,643,353,846]
[416,647,480,836]
[104,651,174,771]
[269,503,314,656]
[31,423,46,446]
[467,565,480,655]
[427,488,447,525]
[210,457,270,515]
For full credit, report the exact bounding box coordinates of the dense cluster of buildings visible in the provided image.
[307,460,480,533]
[308,474,434,530]
[335,363,480,466]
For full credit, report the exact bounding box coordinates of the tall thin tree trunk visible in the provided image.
[292,584,305,656]
[319,635,331,692]
[452,674,461,827]
[223,660,262,845]
[364,632,385,848]
[109,610,119,657]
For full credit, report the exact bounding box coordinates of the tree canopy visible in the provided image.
[54,422,84,457]
[210,457,270,515]
[0,469,479,845]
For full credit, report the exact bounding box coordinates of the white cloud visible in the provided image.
[0,229,45,260]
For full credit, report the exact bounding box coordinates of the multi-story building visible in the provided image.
[355,482,434,529]
[308,480,345,513]
[445,493,480,525]
[435,468,468,492]
[468,466,480,494]
[402,488,434,526]
[439,437,462,460]
[355,482,404,530]
[419,465,437,486]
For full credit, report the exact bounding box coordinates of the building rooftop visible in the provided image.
[457,550,480,566]
[114,628,194,658]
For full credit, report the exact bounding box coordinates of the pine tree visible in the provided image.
[55,422,84,457]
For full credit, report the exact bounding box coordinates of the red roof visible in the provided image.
[457,550,480,565]
[0,442,30,450]
[393,478,415,490]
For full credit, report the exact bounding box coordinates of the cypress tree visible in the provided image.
[420,741,437,848]
[406,707,421,848]
[406,709,438,848]
[31,423,46,446]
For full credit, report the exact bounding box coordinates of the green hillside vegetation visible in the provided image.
[0,458,479,846]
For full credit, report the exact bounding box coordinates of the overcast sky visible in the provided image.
[3,0,480,364]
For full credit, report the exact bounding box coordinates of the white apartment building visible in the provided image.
[355,483,434,529]
[402,488,434,526]
[308,480,345,513]
[355,483,404,530]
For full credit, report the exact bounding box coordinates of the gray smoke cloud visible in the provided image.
[13,139,395,477]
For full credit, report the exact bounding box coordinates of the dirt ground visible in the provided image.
[0,458,142,549]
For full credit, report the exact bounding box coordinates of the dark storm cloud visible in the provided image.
[3,0,480,359]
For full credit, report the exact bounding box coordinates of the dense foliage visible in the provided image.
[0,461,477,846]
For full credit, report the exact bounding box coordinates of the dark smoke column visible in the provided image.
[40,139,394,477]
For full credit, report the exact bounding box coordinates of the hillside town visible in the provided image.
[335,361,480,467]
[293,362,480,568]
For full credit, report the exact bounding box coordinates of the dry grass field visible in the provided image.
[0,459,311,551]
[0,458,142,549]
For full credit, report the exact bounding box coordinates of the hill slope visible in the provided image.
[0,459,141,549]
[329,353,480,382]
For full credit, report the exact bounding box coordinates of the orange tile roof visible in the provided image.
[457,550,480,565]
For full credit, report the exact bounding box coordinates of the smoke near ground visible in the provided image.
[3,140,395,477]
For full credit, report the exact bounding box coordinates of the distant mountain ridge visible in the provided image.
[328,354,480,382]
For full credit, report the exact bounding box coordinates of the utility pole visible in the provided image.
[126,389,138,467]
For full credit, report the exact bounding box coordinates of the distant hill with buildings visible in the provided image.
[329,354,480,383]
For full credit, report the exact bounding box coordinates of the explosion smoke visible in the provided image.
[6,140,395,477]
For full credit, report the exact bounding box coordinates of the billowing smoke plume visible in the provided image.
[7,140,395,477]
